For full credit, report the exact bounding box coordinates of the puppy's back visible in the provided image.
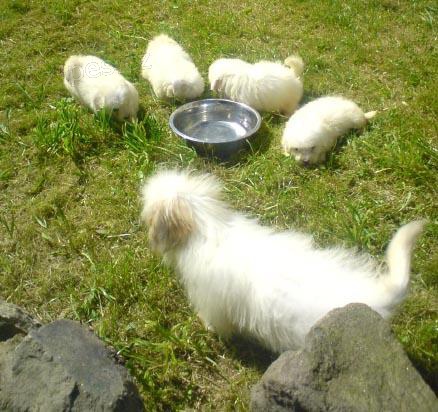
[142,34,204,99]
[292,96,367,129]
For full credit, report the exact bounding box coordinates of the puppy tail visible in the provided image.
[284,55,304,77]
[364,110,377,120]
[384,220,426,301]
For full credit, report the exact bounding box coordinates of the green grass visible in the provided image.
[0,0,437,409]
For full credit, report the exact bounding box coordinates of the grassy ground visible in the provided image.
[1,0,437,409]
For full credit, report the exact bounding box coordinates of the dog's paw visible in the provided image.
[205,323,216,333]
[198,313,216,332]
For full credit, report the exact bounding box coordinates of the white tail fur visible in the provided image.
[284,55,304,77]
[364,110,377,120]
[384,220,426,299]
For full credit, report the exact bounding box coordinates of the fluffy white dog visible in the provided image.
[141,34,204,100]
[282,96,377,165]
[63,55,139,121]
[208,55,304,114]
[141,170,425,353]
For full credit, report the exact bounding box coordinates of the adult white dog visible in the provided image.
[63,55,139,121]
[282,96,377,165]
[208,55,304,114]
[141,170,424,353]
[141,34,204,100]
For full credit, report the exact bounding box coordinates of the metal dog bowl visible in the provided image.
[169,99,261,159]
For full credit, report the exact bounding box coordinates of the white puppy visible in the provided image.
[141,170,424,353]
[63,55,139,121]
[208,55,304,114]
[141,34,204,100]
[282,96,377,165]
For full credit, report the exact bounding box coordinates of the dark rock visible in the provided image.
[0,300,41,341]
[0,319,144,411]
[251,303,437,412]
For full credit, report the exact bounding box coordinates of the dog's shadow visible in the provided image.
[224,335,277,372]
[324,125,375,171]
[300,90,324,106]
[237,120,274,160]
[406,353,438,395]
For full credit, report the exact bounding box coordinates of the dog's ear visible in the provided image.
[148,197,195,253]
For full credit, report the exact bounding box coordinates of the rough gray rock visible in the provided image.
[0,300,41,341]
[0,303,144,412]
[251,303,437,412]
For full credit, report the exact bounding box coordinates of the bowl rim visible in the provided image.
[169,98,262,144]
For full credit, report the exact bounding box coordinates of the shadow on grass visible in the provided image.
[263,112,289,127]
[407,354,438,395]
[300,90,324,106]
[323,120,377,171]
[225,335,277,372]
[238,121,274,161]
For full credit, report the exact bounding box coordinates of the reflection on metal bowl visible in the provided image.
[169,99,262,159]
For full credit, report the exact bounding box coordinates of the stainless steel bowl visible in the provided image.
[169,99,262,159]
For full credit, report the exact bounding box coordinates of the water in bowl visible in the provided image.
[188,120,247,143]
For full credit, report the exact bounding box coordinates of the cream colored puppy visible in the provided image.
[141,34,204,100]
[282,96,377,165]
[63,55,139,121]
[141,170,424,353]
[208,55,304,115]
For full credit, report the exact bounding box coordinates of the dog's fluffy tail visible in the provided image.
[383,220,426,300]
[364,110,377,120]
[284,55,304,77]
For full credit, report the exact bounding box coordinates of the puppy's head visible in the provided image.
[282,125,331,166]
[107,83,139,122]
[208,60,226,92]
[167,80,195,100]
[141,170,222,254]
[283,144,327,166]
[63,55,84,87]
[208,58,244,92]
[117,85,139,122]
[170,76,204,100]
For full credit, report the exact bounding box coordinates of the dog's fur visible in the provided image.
[282,96,377,165]
[141,170,425,353]
[208,55,304,115]
[141,34,204,100]
[63,55,139,121]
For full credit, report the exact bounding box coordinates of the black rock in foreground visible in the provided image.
[0,301,144,411]
[251,303,437,412]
